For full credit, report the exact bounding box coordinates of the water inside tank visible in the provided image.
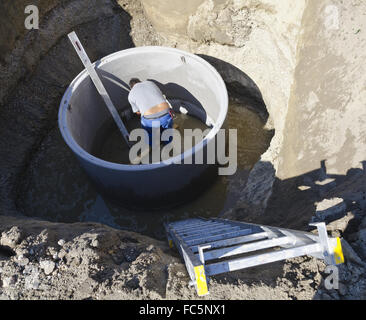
[90,104,211,165]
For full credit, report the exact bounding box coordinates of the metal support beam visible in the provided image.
[68,31,131,147]
[199,236,294,262]
[205,243,323,276]
[190,232,269,253]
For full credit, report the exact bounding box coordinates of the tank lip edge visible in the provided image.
[58,46,228,171]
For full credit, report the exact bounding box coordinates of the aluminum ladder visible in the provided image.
[164,218,344,296]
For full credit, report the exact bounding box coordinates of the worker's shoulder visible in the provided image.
[127,87,135,101]
[130,81,161,95]
[140,80,159,88]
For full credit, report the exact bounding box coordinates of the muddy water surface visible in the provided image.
[91,111,211,165]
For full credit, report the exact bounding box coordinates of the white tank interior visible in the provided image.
[64,47,228,157]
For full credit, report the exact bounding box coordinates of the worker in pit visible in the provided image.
[128,78,174,146]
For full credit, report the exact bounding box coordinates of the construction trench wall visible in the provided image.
[0,0,366,299]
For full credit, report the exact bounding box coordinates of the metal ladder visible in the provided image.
[164,218,344,296]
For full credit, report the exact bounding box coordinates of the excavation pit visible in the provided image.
[17,49,273,240]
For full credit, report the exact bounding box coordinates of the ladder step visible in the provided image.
[173,222,225,233]
[178,224,234,237]
[205,243,322,276]
[169,219,204,229]
[186,229,252,247]
[191,232,269,253]
[182,226,242,241]
[198,236,294,262]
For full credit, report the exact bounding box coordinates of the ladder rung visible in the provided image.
[205,243,322,276]
[181,226,241,241]
[198,236,294,262]
[186,229,252,247]
[169,221,203,230]
[191,232,269,253]
[178,225,235,237]
[170,219,203,227]
[173,222,224,233]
